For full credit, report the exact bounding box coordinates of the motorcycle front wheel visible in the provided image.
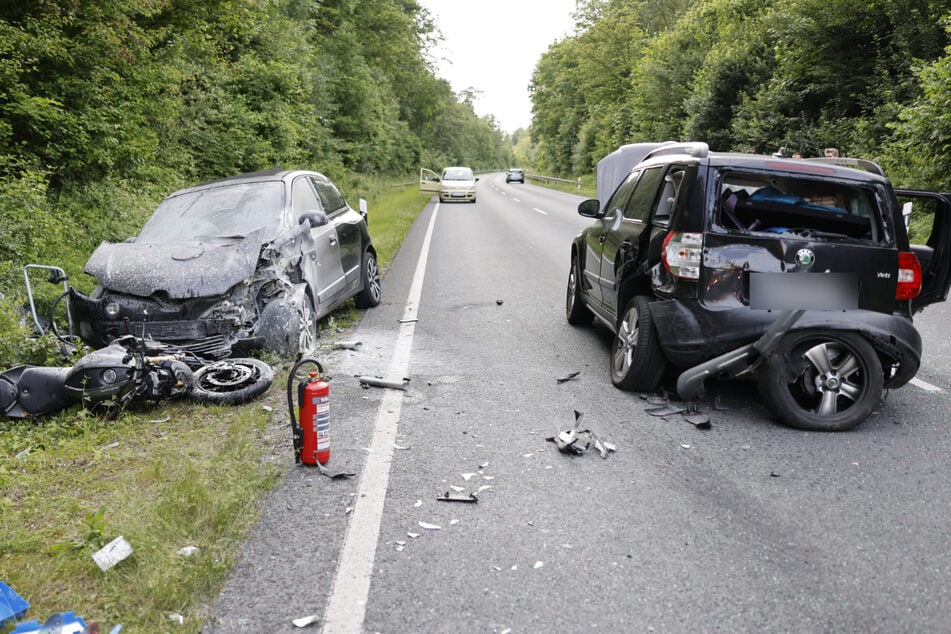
[189,358,274,405]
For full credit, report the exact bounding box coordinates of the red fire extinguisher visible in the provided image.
[287,358,330,465]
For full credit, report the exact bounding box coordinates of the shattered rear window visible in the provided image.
[138,182,285,243]
[716,172,883,242]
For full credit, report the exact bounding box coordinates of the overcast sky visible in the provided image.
[417,0,579,133]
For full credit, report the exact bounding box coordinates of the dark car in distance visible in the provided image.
[567,142,951,431]
[70,169,381,359]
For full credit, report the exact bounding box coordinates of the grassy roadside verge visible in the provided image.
[0,180,430,633]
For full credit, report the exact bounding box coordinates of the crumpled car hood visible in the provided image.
[84,230,266,298]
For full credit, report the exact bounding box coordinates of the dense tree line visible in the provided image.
[530,0,951,191]
[0,0,511,298]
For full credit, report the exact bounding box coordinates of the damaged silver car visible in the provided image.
[69,170,381,359]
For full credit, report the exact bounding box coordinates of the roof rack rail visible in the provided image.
[643,142,710,161]
[803,157,885,176]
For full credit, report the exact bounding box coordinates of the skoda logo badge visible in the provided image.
[795,248,816,269]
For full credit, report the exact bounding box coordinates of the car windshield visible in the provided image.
[443,167,474,181]
[137,182,285,243]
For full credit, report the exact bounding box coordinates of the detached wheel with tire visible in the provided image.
[354,249,382,308]
[190,358,274,405]
[610,295,667,392]
[566,256,593,325]
[758,330,883,431]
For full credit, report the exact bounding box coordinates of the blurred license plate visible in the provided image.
[749,272,858,310]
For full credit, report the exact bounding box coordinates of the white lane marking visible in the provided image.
[910,377,942,393]
[533,207,548,215]
[321,202,440,633]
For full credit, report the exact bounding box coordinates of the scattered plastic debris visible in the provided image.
[177,546,199,557]
[644,397,713,429]
[418,521,441,531]
[546,411,616,458]
[356,375,409,390]
[0,581,29,625]
[556,371,580,384]
[533,561,544,569]
[14,448,30,460]
[397,318,419,324]
[92,536,133,571]
[315,463,356,479]
[168,613,184,625]
[292,614,321,628]
[11,611,88,634]
[332,341,363,351]
[437,491,478,503]
[496,299,504,305]
[645,402,686,416]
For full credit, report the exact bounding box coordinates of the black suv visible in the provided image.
[567,142,951,430]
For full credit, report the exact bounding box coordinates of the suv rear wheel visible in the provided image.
[566,256,592,325]
[610,296,667,391]
[758,330,883,431]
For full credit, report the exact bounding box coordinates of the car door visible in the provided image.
[582,171,640,308]
[310,175,363,290]
[419,168,441,195]
[895,189,951,312]
[599,166,668,316]
[291,176,346,307]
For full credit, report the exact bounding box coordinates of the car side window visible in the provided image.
[311,177,347,215]
[292,177,323,217]
[623,166,667,222]
[603,171,640,220]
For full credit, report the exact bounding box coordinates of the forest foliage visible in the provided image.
[0,0,512,344]
[530,0,951,191]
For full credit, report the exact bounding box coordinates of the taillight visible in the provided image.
[896,251,922,300]
[662,231,703,279]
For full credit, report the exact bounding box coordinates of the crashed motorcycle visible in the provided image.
[0,334,273,418]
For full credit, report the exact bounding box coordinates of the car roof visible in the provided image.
[636,143,889,184]
[165,169,330,198]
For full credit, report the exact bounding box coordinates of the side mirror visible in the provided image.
[299,210,329,228]
[359,198,368,222]
[578,199,602,218]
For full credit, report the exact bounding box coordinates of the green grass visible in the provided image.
[0,181,429,633]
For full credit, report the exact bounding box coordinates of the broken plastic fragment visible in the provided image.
[292,614,321,628]
[407,532,421,539]
[556,371,580,384]
[93,536,133,571]
[315,463,356,479]
[356,375,409,390]
[460,472,477,481]
[333,341,362,351]
[169,613,184,624]
[685,412,711,429]
[177,546,199,557]
[533,561,544,569]
[437,491,478,503]
[449,485,465,492]
[645,402,687,416]
[418,521,441,530]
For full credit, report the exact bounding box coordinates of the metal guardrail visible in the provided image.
[526,173,576,185]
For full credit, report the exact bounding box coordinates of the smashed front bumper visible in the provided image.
[68,288,250,359]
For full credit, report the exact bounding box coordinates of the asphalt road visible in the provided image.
[206,174,951,633]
